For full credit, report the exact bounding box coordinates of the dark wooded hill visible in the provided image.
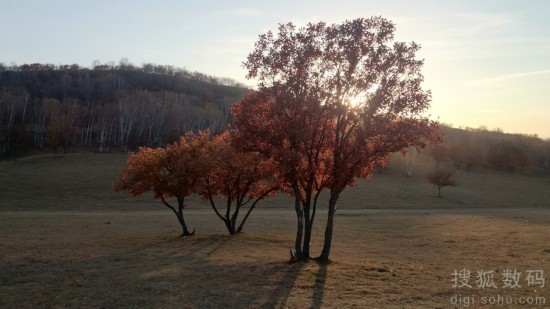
[1,62,549,173]
[0,62,249,155]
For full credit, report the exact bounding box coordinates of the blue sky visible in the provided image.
[2,0,550,138]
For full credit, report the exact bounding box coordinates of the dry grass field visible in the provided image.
[1,153,549,308]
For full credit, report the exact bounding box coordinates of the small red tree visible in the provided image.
[198,132,280,234]
[427,169,456,197]
[114,131,212,237]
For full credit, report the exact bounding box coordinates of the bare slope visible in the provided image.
[1,153,548,211]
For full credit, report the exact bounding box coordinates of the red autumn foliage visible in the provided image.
[198,132,280,234]
[114,131,212,236]
[233,86,333,259]
[234,17,438,261]
[114,130,279,236]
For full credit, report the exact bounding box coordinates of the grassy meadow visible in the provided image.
[1,152,549,308]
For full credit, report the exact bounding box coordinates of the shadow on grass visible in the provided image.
[174,234,232,257]
[311,261,328,309]
[0,234,307,308]
[260,262,304,308]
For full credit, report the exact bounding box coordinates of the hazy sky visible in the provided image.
[2,0,549,138]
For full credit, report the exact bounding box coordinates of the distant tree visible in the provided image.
[0,89,30,155]
[427,169,456,197]
[198,132,280,234]
[116,99,135,152]
[428,144,449,168]
[59,100,80,153]
[438,125,550,171]
[235,17,438,261]
[0,91,17,155]
[488,144,531,172]
[404,146,418,177]
[44,99,80,153]
[544,139,550,169]
[44,99,63,153]
[450,144,481,171]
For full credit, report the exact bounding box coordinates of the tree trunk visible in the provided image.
[406,147,416,177]
[303,221,312,258]
[230,203,241,233]
[3,101,15,156]
[3,135,11,156]
[224,218,235,235]
[236,187,278,234]
[318,191,339,261]
[303,198,312,259]
[177,197,194,236]
[161,196,195,237]
[293,189,304,260]
[205,188,235,235]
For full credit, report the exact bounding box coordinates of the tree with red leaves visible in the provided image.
[114,131,212,237]
[234,17,438,261]
[198,132,280,235]
[115,129,280,237]
[233,86,333,260]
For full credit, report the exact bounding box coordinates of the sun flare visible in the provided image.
[348,93,366,107]
[347,84,378,107]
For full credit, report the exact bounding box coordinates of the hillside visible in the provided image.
[0,62,248,155]
[1,62,549,175]
[1,152,548,212]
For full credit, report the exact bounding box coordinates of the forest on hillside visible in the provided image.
[1,62,549,173]
[0,61,248,155]
[431,125,550,173]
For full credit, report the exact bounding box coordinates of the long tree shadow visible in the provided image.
[177,234,232,257]
[1,232,321,308]
[260,262,305,308]
[311,261,328,309]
